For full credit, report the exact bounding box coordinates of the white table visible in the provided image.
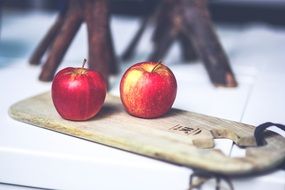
[0,11,284,190]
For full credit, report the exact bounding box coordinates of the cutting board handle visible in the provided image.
[254,122,285,171]
[254,122,285,146]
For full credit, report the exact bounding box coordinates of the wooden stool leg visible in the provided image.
[29,7,67,65]
[85,0,110,81]
[106,22,118,75]
[39,0,83,81]
[30,0,118,83]
[149,0,180,61]
[178,33,198,62]
[182,0,237,87]
[151,1,172,43]
[121,13,151,61]
[121,0,237,87]
[148,29,177,61]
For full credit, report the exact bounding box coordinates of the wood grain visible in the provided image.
[9,92,285,176]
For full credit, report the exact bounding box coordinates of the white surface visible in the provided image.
[0,11,285,190]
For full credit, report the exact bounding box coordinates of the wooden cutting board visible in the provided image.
[9,92,285,177]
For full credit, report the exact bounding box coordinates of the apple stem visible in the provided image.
[82,58,87,68]
[151,61,162,72]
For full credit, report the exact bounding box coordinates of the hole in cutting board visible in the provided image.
[229,126,285,158]
[230,144,246,158]
[267,126,285,137]
[213,139,234,156]
[211,129,248,158]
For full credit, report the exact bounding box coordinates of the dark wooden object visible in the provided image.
[29,0,118,82]
[122,0,237,87]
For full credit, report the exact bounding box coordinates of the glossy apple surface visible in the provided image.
[52,65,106,121]
[120,61,177,118]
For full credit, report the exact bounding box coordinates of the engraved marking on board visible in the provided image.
[169,124,202,136]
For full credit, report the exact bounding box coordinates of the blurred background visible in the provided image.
[1,0,285,26]
[1,0,285,119]
[0,0,285,120]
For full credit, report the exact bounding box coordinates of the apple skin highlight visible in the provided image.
[120,62,177,119]
[52,67,106,121]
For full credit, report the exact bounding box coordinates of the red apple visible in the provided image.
[120,61,177,118]
[51,59,107,121]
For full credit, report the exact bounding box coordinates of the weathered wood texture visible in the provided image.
[9,92,285,176]
[122,0,237,87]
[30,0,118,82]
